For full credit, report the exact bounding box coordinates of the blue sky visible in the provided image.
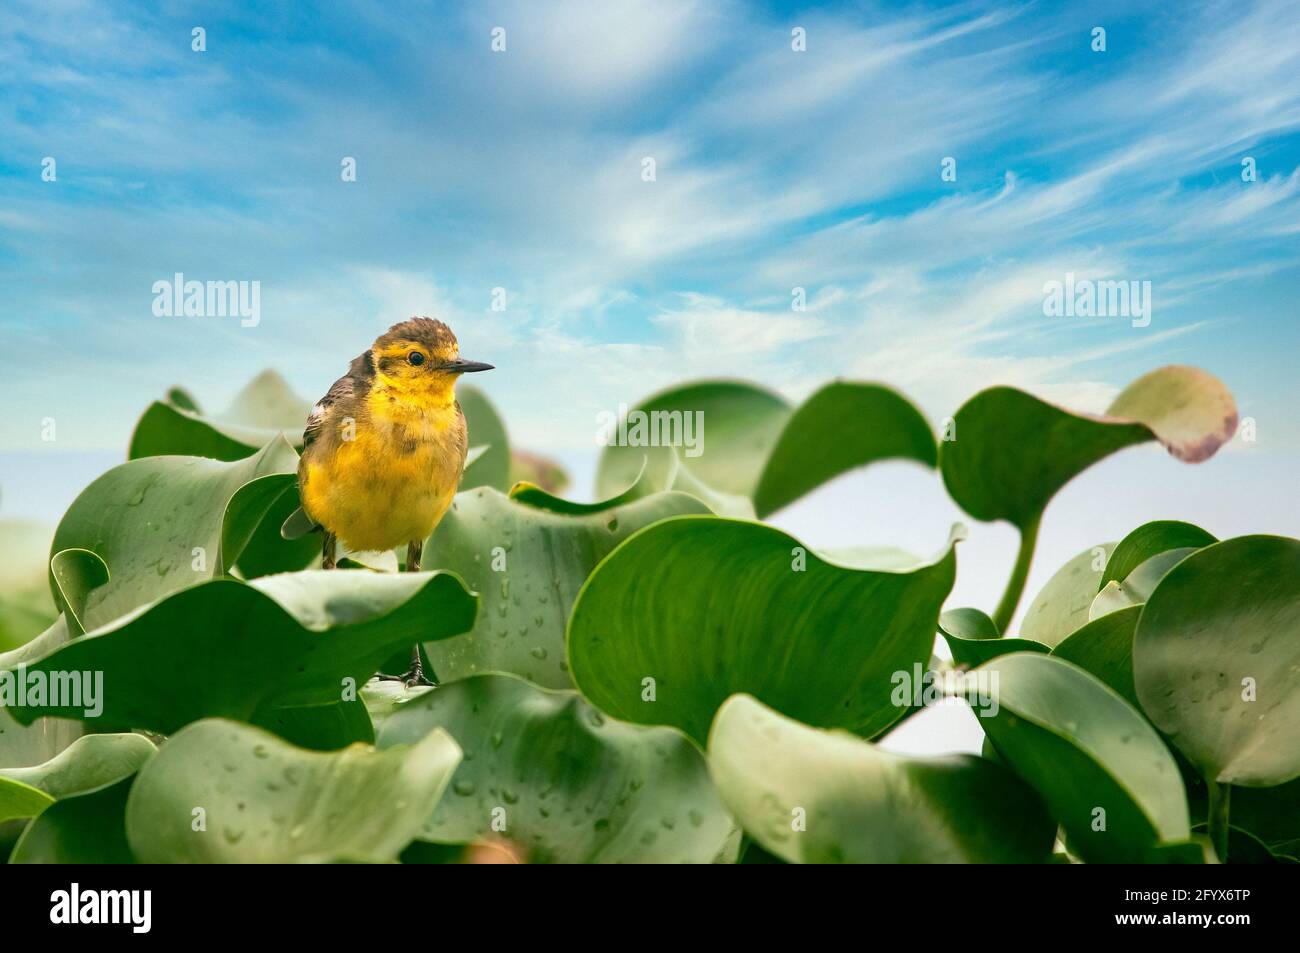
[2,0,1298,466]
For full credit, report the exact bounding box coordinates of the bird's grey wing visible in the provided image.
[289,352,374,540]
[303,352,372,451]
[302,377,348,450]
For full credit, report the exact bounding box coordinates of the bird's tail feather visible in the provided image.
[280,505,321,540]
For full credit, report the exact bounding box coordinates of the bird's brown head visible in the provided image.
[370,317,492,401]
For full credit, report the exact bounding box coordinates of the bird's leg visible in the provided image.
[401,539,433,686]
[373,540,434,687]
[321,532,337,570]
[405,538,423,572]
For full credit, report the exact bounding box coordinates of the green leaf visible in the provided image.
[360,680,433,737]
[1090,548,1198,620]
[419,485,709,689]
[594,379,937,518]
[0,776,53,823]
[49,549,109,637]
[250,698,375,751]
[1051,605,1143,709]
[1020,543,1114,648]
[942,367,1236,530]
[48,437,300,631]
[569,516,960,745]
[234,484,321,578]
[751,382,936,518]
[2,570,476,734]
[1100,520,1217,589]
[973,653,1190,863]
[125,718,462,863]
[0,613,87,773]
[458,385,511,491]
[1232,777,1300,859]
[9,778,136,863]
[707,694,1054,863]
[1134,535,1300,786]
[940,366,1235,630]
[1190,823,1296,864]
[595,380,791,500]
[0,733,155,798]
[938,607,1050,667]
[376,673,737,863]
[129,370,311,461]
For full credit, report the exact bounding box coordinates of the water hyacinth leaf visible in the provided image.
[250,698,375,751]
[0,733,156,798]
[507,458,653,514]
[596,379,938,519]
[1052,605,1143,709]
[360,681,434,737]
[1100,520,1217,589]
[456,386,511,491]
[973,653,1190,863]
[9,777,135,863]
[48,549,108,637]
[595,380,791,500]
[1089,548,1198,621]
[129,370,312,461]
[1134,535,1300,786]
[938,608,1050,667]
[0,616,85,771]
[48,437,299,631]
[708,695,1054,863]
[1188,824,1296,864]
[419,485,709,689]
[2,570,476,734]
[941,367,1234,630]
[940,607,1001,641]
[752,382,936,518]
[569,516,960,745]
[941,367,1236,530]
[377,673,737,863]
[1232,778,1300,859]
[0,776,53,823]
[234,484,321,578]
[1019,543,1113,648]
[125,719,461,863]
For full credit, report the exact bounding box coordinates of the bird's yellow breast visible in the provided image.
[300,389,466,552]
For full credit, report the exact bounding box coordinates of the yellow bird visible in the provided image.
[283,317,493,685]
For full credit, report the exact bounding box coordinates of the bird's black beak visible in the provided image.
[446,358,494,374]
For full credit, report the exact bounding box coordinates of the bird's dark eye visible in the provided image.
[407,351,426,366]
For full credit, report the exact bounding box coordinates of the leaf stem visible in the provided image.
[993,514,1041,634]
[1207,779,1231,862]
